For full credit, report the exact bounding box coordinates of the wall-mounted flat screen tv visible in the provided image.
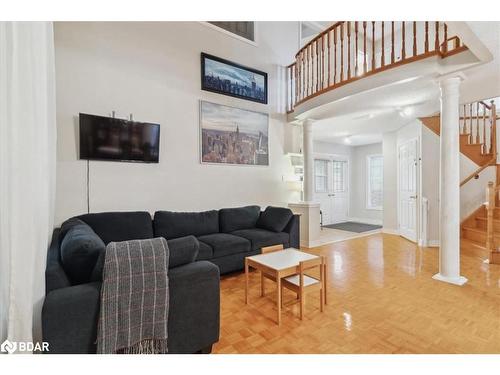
[79,113,160,163]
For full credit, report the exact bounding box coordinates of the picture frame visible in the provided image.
[199,100,269,166]
[201,53,268,104]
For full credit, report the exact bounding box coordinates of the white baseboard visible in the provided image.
[382,228,399,235]
[427,240,440,247]
[347,217,383,226]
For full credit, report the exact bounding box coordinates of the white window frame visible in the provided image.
[314,159,329,193]
[331,160,347,193]
[366,154,383,211]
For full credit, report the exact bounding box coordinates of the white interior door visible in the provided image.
[330,160,349,223]
[314,157,349,226]
[314,159,333,225]
[398,139,418,242]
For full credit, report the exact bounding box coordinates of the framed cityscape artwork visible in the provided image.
[201,53,268,104]
[200,101,269,166]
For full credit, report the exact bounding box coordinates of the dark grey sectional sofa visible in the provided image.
[154,205,300,274]
[42,205,299,354]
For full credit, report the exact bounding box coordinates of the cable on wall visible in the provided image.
[86,159,90,214]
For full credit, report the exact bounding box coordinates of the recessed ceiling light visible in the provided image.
[344,136,352,144]
[400,107,413,117]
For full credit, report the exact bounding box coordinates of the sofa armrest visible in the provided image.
[45,228,71,293]
[167,261,220,353]
[167,235,200,269]
[42,282,101,353]
[283,214,300,249]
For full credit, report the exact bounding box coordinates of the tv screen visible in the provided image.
[79,113,160,163]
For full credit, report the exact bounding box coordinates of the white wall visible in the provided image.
[54,22,300,225]
[313,140,351,156]
[382,131,398,232]
[349,142,383,224]
[420,125,440,244]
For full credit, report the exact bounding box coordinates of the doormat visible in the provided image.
[322,221,382,233]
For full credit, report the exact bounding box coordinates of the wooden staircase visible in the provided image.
[420,114,495,166]
[421,100,500,263]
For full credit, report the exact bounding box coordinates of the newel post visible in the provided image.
[486,181,495,254]
[487,180,500,264]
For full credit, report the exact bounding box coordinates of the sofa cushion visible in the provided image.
[77,212,153,245]
[197,233,251,258]
[219,205,260,233]
[197,241,213,261]
[154,210,219,240]
[167,235,200,268]
[257,206,294,233]
[230,228,289,251]
[60,219,105,285]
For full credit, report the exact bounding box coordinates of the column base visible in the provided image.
[432,273,468,286]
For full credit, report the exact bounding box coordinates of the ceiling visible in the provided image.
[313,75,441,145]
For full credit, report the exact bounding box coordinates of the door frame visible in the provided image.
[396,136,421,244]
[313,152,350,225]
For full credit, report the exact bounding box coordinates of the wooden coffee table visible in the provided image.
[244,248,325,325]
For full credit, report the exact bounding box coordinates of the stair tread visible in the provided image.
[475,216,500,222]
[461,237,487,249]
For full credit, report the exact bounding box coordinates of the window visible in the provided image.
[208,22,255,42]
[314,159,328,193]
[332,160,346,192]
[367,155,383,210]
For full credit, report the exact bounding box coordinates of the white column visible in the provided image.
[433,75,468,286]
[303,119,315,202]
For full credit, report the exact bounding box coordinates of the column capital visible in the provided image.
[303,118,316,129]
[437,72,466,89]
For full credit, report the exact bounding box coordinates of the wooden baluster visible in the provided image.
[486,181,495,257]
[391,21,395,63]
[309,44,313,95]
[469,103,473,142]
[355,22,359,75]
[443,23,448,54]
[316,39,319,92]
[477,102,480,147]
[334,27,338,84]
[381,22,385,67]
[401,21,406,60]
[298,53,302,100]
[413,21,417,56]
[462,104,466,134]
[327,31,331,86]
[371,21,375,70]
[322,35,325,89]
[483,104,487,153]
[491,101,497,160]
[306,46,309,96]
[340,23,344,81]
[363,22,367,73]
[347,22,351,79]
[435,22,440,51]
[425,21,429,52]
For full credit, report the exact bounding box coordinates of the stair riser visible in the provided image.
[475,219,500,231]
[462,228,500,245]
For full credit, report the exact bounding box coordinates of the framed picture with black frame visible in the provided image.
[201,53,268,105]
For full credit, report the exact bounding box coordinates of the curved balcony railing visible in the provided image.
[286,21,467,112]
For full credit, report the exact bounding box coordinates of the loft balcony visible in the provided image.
[286,21,491,121]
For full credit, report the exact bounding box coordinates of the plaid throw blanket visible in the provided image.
[97,237,170,354]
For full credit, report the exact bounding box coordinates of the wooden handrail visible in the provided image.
[460,158,496,187]
[286,21,467,113]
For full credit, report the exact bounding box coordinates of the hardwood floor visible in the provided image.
[213,233,500,354]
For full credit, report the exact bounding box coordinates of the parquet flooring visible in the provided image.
[213,233,500,353]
